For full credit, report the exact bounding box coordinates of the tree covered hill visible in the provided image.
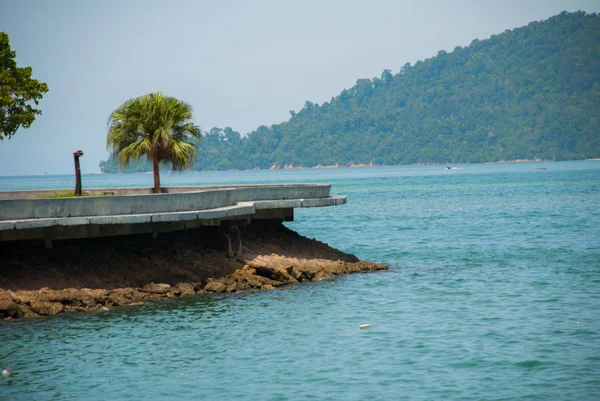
[100,11,600,173]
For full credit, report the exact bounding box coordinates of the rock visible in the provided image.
[49,302,65,315]
[232,267,281,289]
[290,266,304,281]
[271,267,298,284]
[176,282,198,296]
[0,293,21,318]
[29,301,64,316]
[82,289,110,305]
[11,290,36,305]
[51,288,96,307]
[249,264,297,285]
[62,305,87,313]
[312,271,332,281]
[233,281,251,291]
[301,270,315,280]
[20,307,39,319]
[142,283,171,294]
[107,288,139,306]
[204,280,227,293]
[252,266,276,279]
[260,284,276,291]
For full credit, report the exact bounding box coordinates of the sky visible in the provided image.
[1,0,599,175]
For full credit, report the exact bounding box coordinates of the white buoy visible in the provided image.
[2,369,11,376]
[360,324,371,329]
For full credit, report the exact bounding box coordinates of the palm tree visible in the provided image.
[107,92,201,193]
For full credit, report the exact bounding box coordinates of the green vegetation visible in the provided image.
[106,92,201,192]
[46,192,89,198]
[0,32,49,141]
[100,11,600,172]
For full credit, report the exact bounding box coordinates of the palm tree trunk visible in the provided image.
[153,157,161,193]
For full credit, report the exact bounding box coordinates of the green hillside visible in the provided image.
[100,11,600,173]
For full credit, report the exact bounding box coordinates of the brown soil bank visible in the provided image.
[0,222,387,319]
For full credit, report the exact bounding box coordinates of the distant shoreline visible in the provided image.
[2,158,597,178]
[266,157,552,170]
[95,157,600,175]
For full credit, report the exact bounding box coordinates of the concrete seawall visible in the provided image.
[0,184,346,244]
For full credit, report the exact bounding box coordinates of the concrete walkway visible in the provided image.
[0,184,346,243]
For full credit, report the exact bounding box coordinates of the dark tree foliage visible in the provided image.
[101,11,600,172]
[0,32,49,140]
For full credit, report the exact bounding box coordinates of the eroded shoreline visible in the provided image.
[0,222,387,319]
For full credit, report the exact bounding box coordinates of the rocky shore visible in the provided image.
[0,222,387,319]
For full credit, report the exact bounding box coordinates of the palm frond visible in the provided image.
[169,139,197,172]
[118,137,153,165]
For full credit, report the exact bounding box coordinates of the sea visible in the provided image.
[1,161,599,401]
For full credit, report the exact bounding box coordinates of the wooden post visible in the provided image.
[73,150,84,196]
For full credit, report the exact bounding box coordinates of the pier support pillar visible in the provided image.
[228,225,242,256]
[203,224,243,257]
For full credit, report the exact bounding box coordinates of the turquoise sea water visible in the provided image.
[1,161,599,400]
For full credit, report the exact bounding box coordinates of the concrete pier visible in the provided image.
[0,184,346,243]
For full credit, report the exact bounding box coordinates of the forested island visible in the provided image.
[100,11,600,173]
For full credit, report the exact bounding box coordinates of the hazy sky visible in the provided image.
[1,0,598,175]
